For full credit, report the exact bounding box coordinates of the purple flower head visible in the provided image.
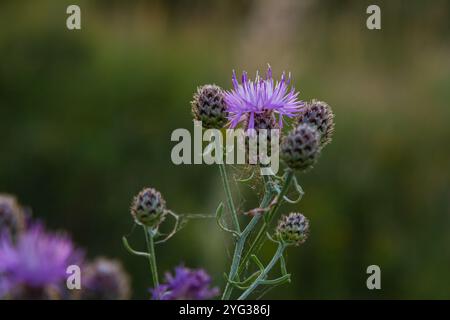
[151,266,219,300]
[0,224,82,292]
[224,65,304,129]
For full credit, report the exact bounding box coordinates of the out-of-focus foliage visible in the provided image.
[1,0,449,298]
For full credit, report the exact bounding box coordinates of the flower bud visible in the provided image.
[79,258,130,300]
[130,188,166,228]
[298,100,334,147]
[281,123,321,171]
[191,84,228,129]
[0,194,25,235]
[276,212,310,246]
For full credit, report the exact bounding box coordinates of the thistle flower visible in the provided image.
[224,65,303,129]
[0,224,81,299]
[276,213,310,246]
[79,258,130,300]
[281,123,321,171]
[0,194,25,235]
[191,84,228,129]
[298,99,334,147]
[130,187,167,228]
[151,266,219,300]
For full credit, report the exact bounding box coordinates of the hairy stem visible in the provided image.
[238,243,286,300]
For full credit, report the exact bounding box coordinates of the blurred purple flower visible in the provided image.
[224,65,304,129]
[0,224,82,293]
[151,266,219,300]
[80,257,131,300]
[0,194,25,235]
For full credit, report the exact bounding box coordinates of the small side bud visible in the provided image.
[276,212,310,246]
[191,84,228,129]
[298,100,334,147]
[281,123,321,171]
[130,188,167,228]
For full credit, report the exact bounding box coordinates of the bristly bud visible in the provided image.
[191,84,228,129]
[276,212,310,246]
[0,194,25,235]
[298,99,334,147]
[130,188,167,228]
[281,123,321,171]
[79,258,131,300]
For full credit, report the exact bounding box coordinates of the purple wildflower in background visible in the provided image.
[151,266,219,300]
[224,65,304,129]
[0,224,81,295]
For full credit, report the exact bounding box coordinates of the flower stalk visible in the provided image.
[237,169,295,276]
[238,242,287,300]
[144,226,159,288]
[221,175,275,300]
[218,163,241,233]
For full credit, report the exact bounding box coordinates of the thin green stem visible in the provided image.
[238,170,294,275]
[238,227,265,275]
[218,163,241,233]
[144,226,159,288]
[238,243,286,300]
[266,170,295,222]
[122,236,150,258]
[221,214,261,299]
[221,175,274,300]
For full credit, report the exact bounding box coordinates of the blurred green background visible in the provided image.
[1,0,449,299]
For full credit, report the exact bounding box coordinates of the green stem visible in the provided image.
[144,226,159,288]
[238,170,294,274]
[218,163,241,233]
[238,243,286,300]
[221,214,261,300]
[238,227,265,275]
[122,236,150,258]
[221,175,274,300]
[266,169,294,222]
